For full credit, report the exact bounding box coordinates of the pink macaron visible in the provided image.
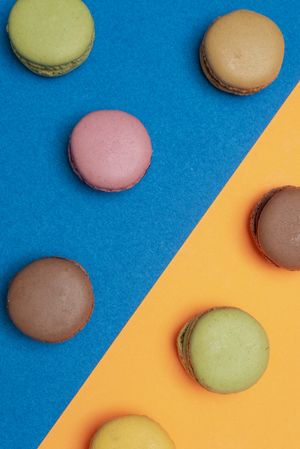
[69,110,152,192]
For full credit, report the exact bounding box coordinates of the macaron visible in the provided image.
[177,307,269,394]
[250,186,300,270]
[200,9,284,95]
[90,415,175,449]
[69,110,152,192]
[7,0,95,76]
[7,257,94,343]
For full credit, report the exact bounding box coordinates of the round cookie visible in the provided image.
[250,186,300,270]
[90,415,175,449]
[7,0,95,76]
[200,9,284,95]
[177,307,269,394]
[7,257,94,342]
[69,110,152,192]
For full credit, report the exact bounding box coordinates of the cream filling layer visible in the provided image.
[10,32,95,77]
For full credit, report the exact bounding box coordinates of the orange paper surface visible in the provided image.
[40,84,300,449]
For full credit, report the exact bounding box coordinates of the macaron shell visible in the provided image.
[200,43,261,95]
[256,187,300,270]
[69,111,152,191]
[189,308,269,393]
[7,257,94,343]
[8,0,94,66]
[204,9,284,90]
[250,187,282,239]
[90,416,175,449]
[10,36,94,77]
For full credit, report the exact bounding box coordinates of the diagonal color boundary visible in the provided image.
[40,84,300,449]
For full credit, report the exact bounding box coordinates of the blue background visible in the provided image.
[0,0,299,447]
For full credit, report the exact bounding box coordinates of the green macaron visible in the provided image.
[7,0,95,77]
[177,307,270,394]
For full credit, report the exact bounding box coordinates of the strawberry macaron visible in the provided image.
[69,110,152,192]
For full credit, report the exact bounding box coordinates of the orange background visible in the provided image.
[40,84,300,449]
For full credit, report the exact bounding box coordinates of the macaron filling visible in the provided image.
[250,187,283,240]
[177,315,202,379]
[9,32,95,77]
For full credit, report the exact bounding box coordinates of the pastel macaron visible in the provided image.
[177,307,269,394]
[200,9,284,95]
[69,110,152,192]
[7,257,94,343]
[250,186,300,270]
[7,0,95,76]
[90,415,175,449]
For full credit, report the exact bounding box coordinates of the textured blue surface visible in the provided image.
[0,0,299,447]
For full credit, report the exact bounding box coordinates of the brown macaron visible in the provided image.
[200,9,285,95]
[250,186,300,270]
[7,257,94,342]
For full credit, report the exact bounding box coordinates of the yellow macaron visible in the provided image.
[90,415,175,449]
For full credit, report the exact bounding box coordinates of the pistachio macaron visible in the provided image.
[7,0,95,76]
[90,415,175,449]
[177,307,269,394]
[250,186,300,270]
[200,9,284,95]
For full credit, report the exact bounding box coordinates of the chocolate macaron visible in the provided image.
[69,110,152,192]
[177,307,269,394]
[7,257,94,342]
[200,9,285,95]
[250,186,300,270]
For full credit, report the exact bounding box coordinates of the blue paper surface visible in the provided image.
[0,0,299,447]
